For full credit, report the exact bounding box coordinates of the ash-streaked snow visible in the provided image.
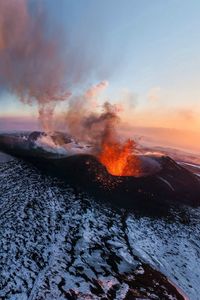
[34,133,92,157]
[0,156,199,299]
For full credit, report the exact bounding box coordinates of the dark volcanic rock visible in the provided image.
[0,132,200,209]
[40,154,200,209]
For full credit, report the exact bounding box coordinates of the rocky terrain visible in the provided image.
[0,132,200,210]
[0,154,199,299]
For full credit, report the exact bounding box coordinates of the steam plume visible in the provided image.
[64,82,136,155]
[0,0,73,131]
[85,81,109,99]
[63,81,110,144]
[0,1,140,174]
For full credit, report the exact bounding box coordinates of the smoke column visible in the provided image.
[0,0,140,175]
[64,82,131,150]
[0,0,79,131]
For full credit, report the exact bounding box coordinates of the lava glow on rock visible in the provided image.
[98,139,141,176]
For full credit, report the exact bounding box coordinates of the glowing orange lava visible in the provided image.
[98,139,141,176]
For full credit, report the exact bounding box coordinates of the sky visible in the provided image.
[0,0,200,150]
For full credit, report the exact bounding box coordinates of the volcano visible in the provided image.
[0,131,199,299]
[0,131,199,210]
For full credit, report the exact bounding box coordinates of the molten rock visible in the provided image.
[0,132,200,209]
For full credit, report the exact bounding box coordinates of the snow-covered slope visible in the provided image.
[0,156,199,299]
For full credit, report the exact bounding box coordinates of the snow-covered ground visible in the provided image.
[0,154,199,299]
[126,211,200,300]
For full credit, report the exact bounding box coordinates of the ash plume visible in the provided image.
[63,81,109,143]
[82,101,120,151]
[85,81,109,99]
[81,100,140,176]
[63,82,138,158]
[0,0,139,165]
[63,82,119,149]
[0,0,85,131]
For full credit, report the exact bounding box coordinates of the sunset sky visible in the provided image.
[0,0,200,150]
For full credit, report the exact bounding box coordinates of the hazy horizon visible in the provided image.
[1,115,200,154]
